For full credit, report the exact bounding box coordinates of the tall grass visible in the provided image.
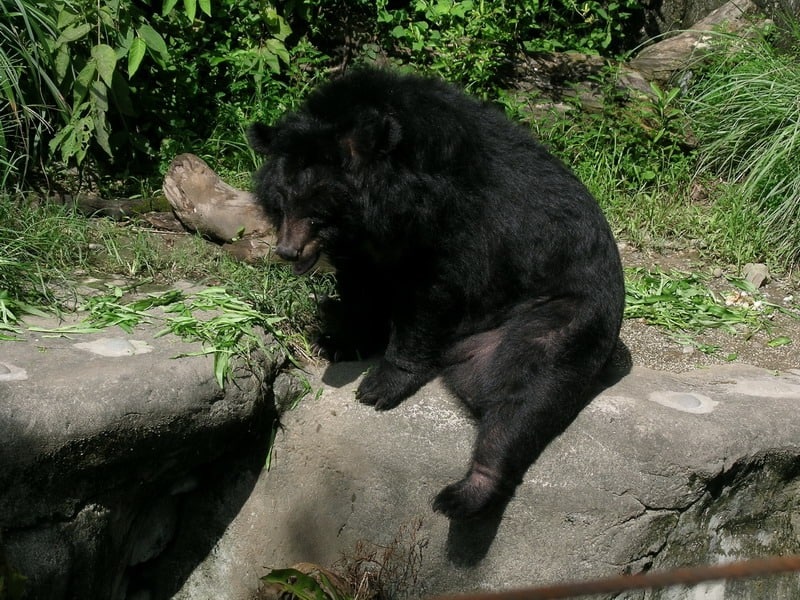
[0,0,68,189]
[688,27,800,268]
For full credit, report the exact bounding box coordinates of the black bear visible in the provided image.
[248,67,626,520]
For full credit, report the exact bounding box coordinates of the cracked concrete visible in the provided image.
[176,361,800,599]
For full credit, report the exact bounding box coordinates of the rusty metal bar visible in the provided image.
[430,555,800,600]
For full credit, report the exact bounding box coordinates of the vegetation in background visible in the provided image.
[2,1,800,357]
[1,0,64,186]
[531,76,697,249]
[375,0,641,95]
[0,195,333,354]
[687,26,800,268]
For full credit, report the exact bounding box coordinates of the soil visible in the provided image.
[617,241,800,374]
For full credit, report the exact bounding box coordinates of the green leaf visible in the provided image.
[128,37,147,77]
[91,44,117,87]
[56,23,92,47]
[54,44,70,83]
[391,25,408,39]
[56,9,80,28]
[213,351,229,388]
[73,60,97,107]
[767,336,792,347]
[90,79,109,113]
[183,0,197,22]
[199,0,212,17]
[137,24,169,57]
[162,0,180,15]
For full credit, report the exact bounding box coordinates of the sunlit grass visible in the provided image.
[687,27,800,267]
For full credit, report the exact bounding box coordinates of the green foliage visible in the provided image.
[688,25,800,267]
[44,0,211,166]
[0,0,306,181]
[376,0,641,94]
[0,0,65,187]
[525,72,696,248]
[25,284,292,388]
[0,195,89,297]
[158,286,288,387]
[2,0,646,184]
[262,568,350,600]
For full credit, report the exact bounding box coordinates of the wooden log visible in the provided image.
[162,153,276,250]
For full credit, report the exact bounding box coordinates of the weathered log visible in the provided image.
[162,153,276,251]
[629,0,759,83]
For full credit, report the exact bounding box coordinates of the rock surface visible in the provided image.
[0,311,278,600]
[176,360,800,600]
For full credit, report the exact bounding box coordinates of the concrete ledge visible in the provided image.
[179,361,800,599]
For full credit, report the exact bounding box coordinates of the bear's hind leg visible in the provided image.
[435,320,609,519]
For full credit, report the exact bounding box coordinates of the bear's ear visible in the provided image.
[247,123,275,155]
[341,110,401,164]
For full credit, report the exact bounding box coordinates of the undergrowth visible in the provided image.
[0,194,334,371]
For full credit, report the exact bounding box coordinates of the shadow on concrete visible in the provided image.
[320,359,373,388]
[139,403,276,600]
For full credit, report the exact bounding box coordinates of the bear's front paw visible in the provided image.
[312,333,359,362]
[432,477,508,520]
[356,360,424,411]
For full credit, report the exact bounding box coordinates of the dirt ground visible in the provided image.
[618,241,800,373]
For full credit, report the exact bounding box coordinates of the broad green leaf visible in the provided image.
[391,25,408,39]
[55,22,91,47]
[73,60,97,107]
[767,336,792,347]
[91,44,117,87]
[183,0,197,22]
[90,79,109,113]
[162,0,179,15]
[54,44,70,82]
[199,0,212,17]
[128,37,147,78]
[138,24,169,57]
[56,9,79,28]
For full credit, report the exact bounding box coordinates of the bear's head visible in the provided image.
[247,108,402,274]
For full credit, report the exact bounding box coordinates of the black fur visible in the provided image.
[248,67,626,520]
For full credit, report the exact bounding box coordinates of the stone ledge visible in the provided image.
[0,312,278,599]
[178,361,800,600]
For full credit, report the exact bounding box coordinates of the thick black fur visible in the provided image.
[248,67,626,520]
